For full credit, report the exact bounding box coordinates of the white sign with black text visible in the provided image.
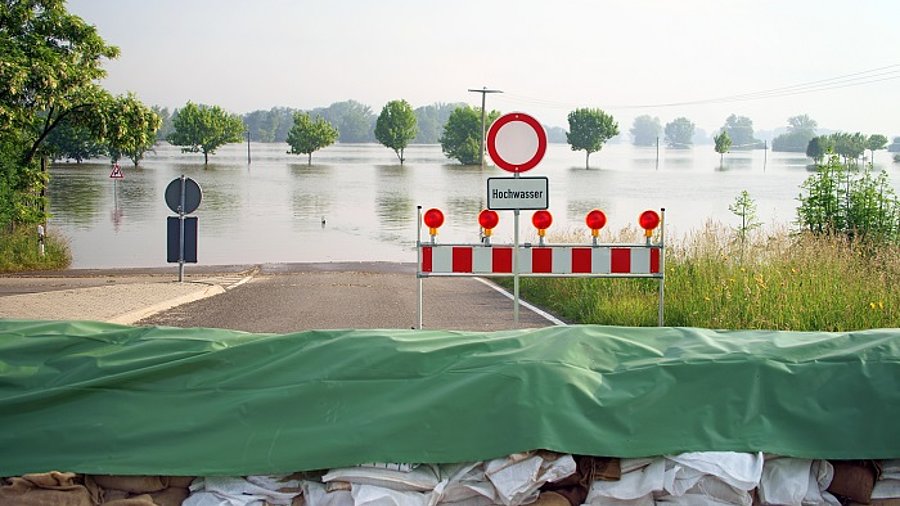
[487,176,549,210]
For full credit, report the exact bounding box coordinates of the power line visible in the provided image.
[494,64,900,111]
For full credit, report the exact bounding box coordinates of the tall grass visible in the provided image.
[0,227,71,272]
[513,223,900,331]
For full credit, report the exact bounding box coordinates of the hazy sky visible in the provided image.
[68,0,899,135]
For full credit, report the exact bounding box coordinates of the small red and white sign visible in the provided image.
[109,164,124,179]
[486,112,547,173]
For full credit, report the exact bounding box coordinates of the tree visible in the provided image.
[103,93,161,166]
[286,112,338,165]
[729,190,761,250]
[413,103,462,144]
[664,117,695,148]
[310,100,375,143]
[721,114,758,149]
[42,115,106,163]
[440,106,500,165]
[772,114,818,152]
[0,0,119,226]
[166,102,244,164]
[152,106,174,141]
[243,107,296,143]
[830,132,866,166]
[866,134,888,162]
[629,115,661,146]
[888,137,900,153]
[566,108,619,169]
[375,99,417,164]
[806,136,833,164]
[714,131,732,165]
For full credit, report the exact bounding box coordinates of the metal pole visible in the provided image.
[247,131,251,164]
[467,87,502,167]
[416,206,423,330]
[178,175,186,283]
[514,208,520,325]
[658,207,666,326]
[513,173,520,324]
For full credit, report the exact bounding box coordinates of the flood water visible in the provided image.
[48,142,899,269]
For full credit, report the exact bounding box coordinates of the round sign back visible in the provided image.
[486,113,547,173]
[165,177,202,214]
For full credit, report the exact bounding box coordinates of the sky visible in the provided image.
[67,0,900,136]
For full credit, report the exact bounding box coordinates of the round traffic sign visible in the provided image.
[165,177,202,214]
[486,112,547,173]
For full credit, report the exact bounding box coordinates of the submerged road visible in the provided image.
[139,262,559,333]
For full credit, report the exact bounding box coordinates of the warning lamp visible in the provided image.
[532,210,553,241]
[423,208,444,238]
[585,209,607,238]
[639,210,660,238]
[478,209,499,237]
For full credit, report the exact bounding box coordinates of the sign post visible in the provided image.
[165,175,202,282]
[485,112,548,324]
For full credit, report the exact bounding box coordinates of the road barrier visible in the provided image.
[416,207,665,328]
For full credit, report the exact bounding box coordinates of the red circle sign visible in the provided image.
[486,112,547,173]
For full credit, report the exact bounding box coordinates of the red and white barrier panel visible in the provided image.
[420,245,660,275]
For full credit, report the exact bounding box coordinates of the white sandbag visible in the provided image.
[484,452,576,506]
[758,457,838,506]
[184,476,301,506]
[585,458,666,502]
[881,460,900,482]
[873,480,900,500]
[803,460,839,506]
[759,457,812,505]
[305,480,355,506]
[351,483,435,506]
[323,465,441,492]
[436,462,497,505]
[665,452,763,491]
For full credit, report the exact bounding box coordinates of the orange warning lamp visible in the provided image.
[585,209,607,238]
[478,209,499,237]
[532,210,553,237]
[423,208,444,237]
[639,210,660,238]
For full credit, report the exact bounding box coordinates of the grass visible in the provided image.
[0,226,71,273]
[506,223,900,331]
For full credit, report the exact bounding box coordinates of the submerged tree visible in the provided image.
[714,131,732,165]
[629,115,661,146]
[439,106,500,165]
[104,93,161,166]
[866,134,888,163]
[166,102,244,164]
[664,117,695,148]
[286,112,339,165]
[772,114,818,152]
[566,108,619,169]
[375,99,417,164]
[721,114,758,149]
[806,136,833,164]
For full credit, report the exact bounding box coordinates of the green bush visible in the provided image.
[796,155,900,243]
[0,227,71,272]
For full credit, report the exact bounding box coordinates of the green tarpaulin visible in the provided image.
[0,319,898,476]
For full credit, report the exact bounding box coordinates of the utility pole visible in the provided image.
[468,86,503,167]
[246,130,251,164]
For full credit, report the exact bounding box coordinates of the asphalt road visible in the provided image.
[140,263,557,333]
